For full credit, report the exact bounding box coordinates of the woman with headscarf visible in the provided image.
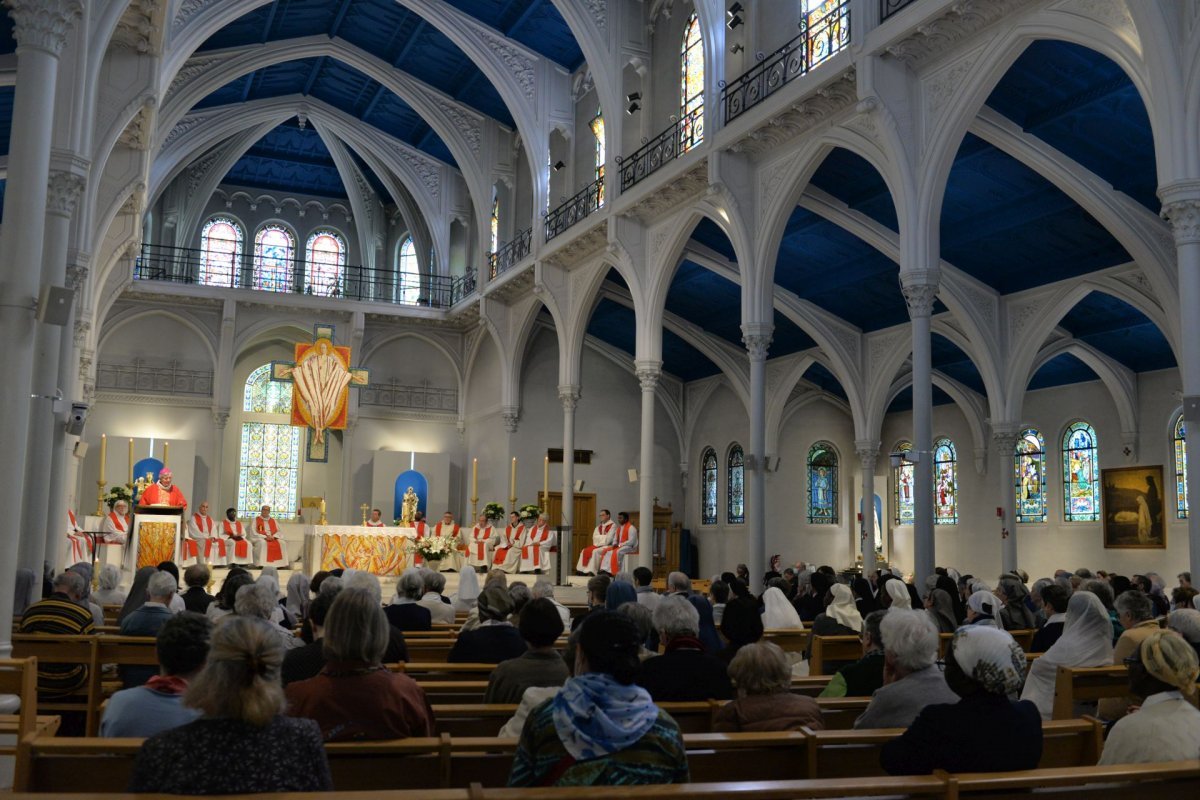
[812,583,861,637]
[935,575,966,624]
[118,566,158,625]
[13,568,36,616]
[997,577,1036,631]
[508,611,688,786]
[286,573,310,622]
[451,565,480,613]
[885,579,913,610]
[851,576,878,617]
[1020,591,1114,718]
[448,585,526,663]
[1098,630,1200,764]
[761,586,803,629]
[254,569,291,627]
[688,593,723,655]
[93,564,126,607]
[961,590,1004,629]
[881,626,1042,775]
[924,588,957,634]
[605,580,637,612]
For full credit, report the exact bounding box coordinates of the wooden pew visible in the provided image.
[416,681,491,704]
[816,697,870,730]
[946,760,1200,799]
[1051,665,1128,720]
[479,778,947,800]
[939,630,1036,658]
[762,628,808,655]
[808,635,861,676]
[10,635,97,733]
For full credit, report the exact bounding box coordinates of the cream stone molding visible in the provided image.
[1161,197,1200,246]
[46,171,85,217]
[883,0,1039,67]
[900,280,939,319]
[558,385,581,411]
[5,0,83,55]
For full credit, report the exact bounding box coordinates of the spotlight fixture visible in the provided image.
[625,101,640,115]
[730,43,744,54]
[726,3,743,29]
[728,2,744,14]
[626,92,641,103]
[553,160,565,171]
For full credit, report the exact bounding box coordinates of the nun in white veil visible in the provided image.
[1020,591,1114,718]
[761,586,803,629]
[451,565,480,613]
[885,580,913,610]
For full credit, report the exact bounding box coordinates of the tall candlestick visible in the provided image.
[162,441,169,467]
[543,455,549,510]
[128,438,134,484]
[510,457,517,510]
[472,458,478,499]
[99,434,107,479]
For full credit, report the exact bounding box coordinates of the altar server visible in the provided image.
[519,513,555,573]
[222,508,253,565]
[252,504,288,567]
[139,467,187,509]
[492,512,525,573]
[467,513,497,571]
[576,509,615,575]
[187,501,226,566]
[365,508,386,528]
[410,511,429,566]
[598,511,638,575]
[67,508,91,564]
[101,500,131,544]
[432,512,463,572]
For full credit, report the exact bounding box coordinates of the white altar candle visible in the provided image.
[99,434,107,479]
[472,458,478,498]
[543,456,549,508]
[128,438,134,483]
[510,457,517,503]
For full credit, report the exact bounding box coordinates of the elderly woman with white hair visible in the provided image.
[93,564,126,607]
[385,568,433,631]
[416,569,456,624]
[714,641,822,732]
[1168,608,1200,662]
[854,609,958,729]
[235,582,302,650]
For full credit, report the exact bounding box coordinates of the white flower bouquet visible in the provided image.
[411,535,459,561]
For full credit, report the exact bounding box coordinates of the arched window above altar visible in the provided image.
[398,236,419,305]
[199,216,243,287]
[243,363,291,415]
[238,364,300,519]
[253,223,295,293]
[305,229,347,296]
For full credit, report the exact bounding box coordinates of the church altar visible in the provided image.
[301,525,419,577]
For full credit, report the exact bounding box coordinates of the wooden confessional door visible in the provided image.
[538,491,596,569]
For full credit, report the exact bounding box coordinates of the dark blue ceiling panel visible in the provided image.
[197,0,514,127]
[664,260,744,349]
[443,0,584,70]
[223,120,346,198]
[986,40,1157,212]
[605,268,628,291]
[0,15,14,55]
[347,147,390,200]
[1028,352,1100,391]
[690,216,737,261]
[887,384,955,413]
[1057,291,1176,372]
[940,133,1130,292]
[809,147,899,233]
[931,333,985,395]
[801,362,847,401]
[0,86,13,156]
[586,297,719,382]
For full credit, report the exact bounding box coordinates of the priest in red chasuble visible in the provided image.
[140,467,187,509]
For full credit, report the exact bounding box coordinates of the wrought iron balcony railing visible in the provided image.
[488,227,533,279]
[881,0,920,21]
[545,176,604,242]
[619,106,704,192]
[721,0,851,125]
[96,359,214,397]
[134,243,476,310]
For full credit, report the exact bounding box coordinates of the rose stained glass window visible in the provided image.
[1062,421,1099,522]
[933,437,957,525]
[1015,429,1047,523]
[199,216,242,287]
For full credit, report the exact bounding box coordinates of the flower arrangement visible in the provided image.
[482,502,506,520]
[518,503,542,520]
[105,485,133,509]
[410,535,460,561]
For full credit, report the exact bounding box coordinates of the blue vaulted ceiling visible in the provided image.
[931,333,985,396]
[1029,353,1100,391]
[1056,291,1175,373]
[586,298,721,383]
[223,119,347,198]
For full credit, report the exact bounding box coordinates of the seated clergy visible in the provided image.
[432,511,463,572]
[66,508,91,564]
[252,504,288,567]
[187,501,226,566]
[491,512,525,574]
[467,513,496,571]
[101,499,130,543]
[576,509,615,575]
[597,512,638,575]
[365,508,386,527]
[409,511,429,566]
[519,513,555,573]
[222,508,254,565]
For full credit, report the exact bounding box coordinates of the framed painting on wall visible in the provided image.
[1101,465,1166,549]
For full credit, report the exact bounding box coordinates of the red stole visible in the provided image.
[470,525,492,559]
[411,520,427,564]
[192,514,214,535]
[68,509,80,533]
[580,522,612,570]
[614,522,633,547]
[255,516,279,537]
[601,522,634,573]
[107,511,128,533]
[494,524,523,562]
[526,523,551,545]
[223,519,249,559]
[522,523,551,568]
[68,510,89,561]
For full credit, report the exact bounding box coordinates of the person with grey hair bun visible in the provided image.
[820,609,887,699]
[638,595,732,702]
[417,569,455,624]
[385,569,433,631]
[235,582,301,650]
[854,610,958,729]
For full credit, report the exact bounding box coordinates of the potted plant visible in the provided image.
[482,502,506,521]
[409,534,459,571]
[518,503,542,521]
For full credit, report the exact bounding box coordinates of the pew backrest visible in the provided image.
[809,635,861,676]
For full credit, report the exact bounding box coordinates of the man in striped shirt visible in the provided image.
[18,570,95,696]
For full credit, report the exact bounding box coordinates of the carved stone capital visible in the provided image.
[991,422,1022,453]
[72,318,90,349]
[900,276,939,319]
[741,325,773,361]
[501,409,520,434]
[212,410,230,429]
[1161,198,1200,246]
[855,439,881,470]
[6,0,82,54]
[558,385,581,411]
[635,360,661,392]
[46,170,85,217]
[66,264,88,292]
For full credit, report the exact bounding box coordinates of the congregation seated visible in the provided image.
[1029,582,1070,652]
[997,576,1037,630]
[509,611,689,787]
[714,641,821,732]
[451,565,480,613]
[386,568,433,631]
[960,589,1003,629]
[634,566,661,614]
[881,626,1042,775]
[532,578,572,627]
[449,585,527,663]
[1168,608,1200,662]
[67,562,105,627]
[18,570,95,697]
[922,587,957,634]
[708,580,728,625]
[258,567,295,627]
[570,575,611,633]
[854,609,957,729]
[92,563,126,607]
[688,590,724,655]
[510,581,533,622]
[206,568,252,623]
[811,583,862,638]
[181,564,215,614]
[156,561,188,614]
[761,585,803,628]
[1021,591,1114,718]
[820,609,886,698]
[1099,590,1161,720]
[129,616,333,794]
[617,600,659,660]
[792,570,825,622]
[286,572,310,621]
[880,578,913,610]
[235,581,302,650]
[485,597,569,703]
[101,612,211,737]
[638,595,732,702]
[1099,629,1200,764]
[717,595,764,664]
[1083,578,1124,644]
[1173,585,1197,609]
[282,590,337,686]
[120,570,183,687]
[417,569,456,624]
[286,587,435,741]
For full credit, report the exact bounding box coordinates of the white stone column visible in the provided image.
[45,257,87,572]
[209,410,229,511]
[1161,186,1200,576]
[992,424,1021,574]
[856,440,880,577]
[901,274,938,585]
[0,0,83,657]
[743,325,772,593]
[636,361,660,571]
[558,385,579,584]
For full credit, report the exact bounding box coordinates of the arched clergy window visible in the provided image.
[305,230,347,296]
[1015,428,1047,523]
[199,216,243,287]
[807,442,838,524]
[590,110,606,205]
[253,223,295,293]
[680,12,704,152]
[933,437,958,525]
[1062,420,1100,522]
[727,444,745,524]
[238,364,302,519]
[893,440,914,525]
[490,195,499,255]
[1175,413,1188,519]
[701,447,717,525]
[397,236,419,305]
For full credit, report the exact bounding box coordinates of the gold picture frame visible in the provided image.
[1101,465,1166,549]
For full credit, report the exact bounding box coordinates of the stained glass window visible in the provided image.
[242,363,291,414]
[701,447,717,525]
[237,422,301,520]
[727,444,745,524]
[253,224,295,293]
[807,441,838,524]
[1015,428,1047,523]
[199,216,242,287]
[933,437,958,525]
[1062,421,1100,522]
[490,196,499,255]
[893,440,914,525]
[680,12,704,152]
[1175,414,1188,519]
[305,230,346,296]
[590,111,606,205]
[398,236,419,305]
[803,0,850,67]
